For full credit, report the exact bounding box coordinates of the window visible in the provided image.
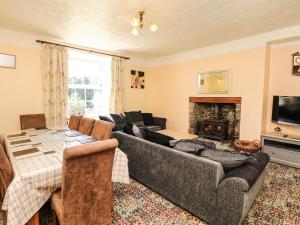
[68,51,111,117]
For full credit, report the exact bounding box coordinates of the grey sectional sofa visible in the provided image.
[113,131,268,225]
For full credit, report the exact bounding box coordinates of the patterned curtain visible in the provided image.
[41,44,68,126]
[109,57,124,113]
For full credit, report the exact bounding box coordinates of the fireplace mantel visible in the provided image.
[189,97,241,104]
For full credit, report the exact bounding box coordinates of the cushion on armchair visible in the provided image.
[124,111,144,127]
[110,114,126,131]
[142,113,154,126]
[144,129,174,147]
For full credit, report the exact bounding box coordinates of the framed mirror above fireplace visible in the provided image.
[197,69,230,94]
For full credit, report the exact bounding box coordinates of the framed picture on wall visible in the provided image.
[131,70,145,89]
[0,53,16,69]
[292,52,300,75]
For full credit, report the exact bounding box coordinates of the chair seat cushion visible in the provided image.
[51,189,63,223]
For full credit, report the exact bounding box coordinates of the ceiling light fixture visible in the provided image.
[130,11,158,36]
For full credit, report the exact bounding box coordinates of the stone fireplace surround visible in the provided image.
[189,97,241,140]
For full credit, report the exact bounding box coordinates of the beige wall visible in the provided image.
[264,44,300,135]
[0,44,43,133]
[147,48,266,139]
[123,62,149,112]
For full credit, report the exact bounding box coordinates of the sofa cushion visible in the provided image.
[125,111,144,126]
[110,114,126,131]
[144,129,174,147]
[123,122,134,135]
[142,113,154,126]
[224,152,269,188]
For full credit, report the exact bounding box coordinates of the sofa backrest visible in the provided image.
[113,131,225,189]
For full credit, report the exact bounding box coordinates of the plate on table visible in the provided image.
[64,131,82,137]
[56,128,70,132]
[77,137,97,144]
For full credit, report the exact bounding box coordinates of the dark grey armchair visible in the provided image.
[108,111,167,132]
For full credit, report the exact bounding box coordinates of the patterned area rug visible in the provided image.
[1,163,299,225]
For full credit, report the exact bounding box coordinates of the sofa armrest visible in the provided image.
[214,177,249,225]
[153,117,167,129]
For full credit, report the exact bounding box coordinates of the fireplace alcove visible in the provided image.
[189,97,241,141]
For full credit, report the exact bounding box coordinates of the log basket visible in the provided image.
[234,139,262,153]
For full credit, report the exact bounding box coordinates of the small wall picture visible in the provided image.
[131,70,145,89]
[0,53,16,69]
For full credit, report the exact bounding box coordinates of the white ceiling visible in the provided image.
[0,0,300,58]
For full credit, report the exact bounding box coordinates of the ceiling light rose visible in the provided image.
[130,10,158,35]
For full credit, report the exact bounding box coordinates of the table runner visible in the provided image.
[2,128,129,225]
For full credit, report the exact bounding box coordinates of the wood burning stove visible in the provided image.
[197,119,229,141]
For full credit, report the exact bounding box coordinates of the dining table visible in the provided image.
[2,128,130,225]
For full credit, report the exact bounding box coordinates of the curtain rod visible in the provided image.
[36,40,130,60]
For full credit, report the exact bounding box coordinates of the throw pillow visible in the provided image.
[125,111,144,126]
[169,139,206,154]
[132,124,144,139]
[123,122,134,135]
[110,114,126,131]
[99,115,114,123]
[142,113,154,126]
[200,149,249,170]
[144,129,174,147]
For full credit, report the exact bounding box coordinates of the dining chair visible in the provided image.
[91,120,115,141]
[68,115,83,130]
[0,144,14,225]
[78,117,95,135]
[20,114,46,130]
[51,139,118,225]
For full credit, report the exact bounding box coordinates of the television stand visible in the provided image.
[261,132,300,168]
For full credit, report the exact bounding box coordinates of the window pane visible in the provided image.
[68,88,75,99]
[86,102,94,109]
[83,77,91,85]
[74,77,83,85]
[86,89,94,101]
[68,77,76,84]
[76,89,85,101]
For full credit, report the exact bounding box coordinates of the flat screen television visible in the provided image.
[272,96,300,126]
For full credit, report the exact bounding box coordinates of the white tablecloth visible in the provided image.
[2,128,129,225]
